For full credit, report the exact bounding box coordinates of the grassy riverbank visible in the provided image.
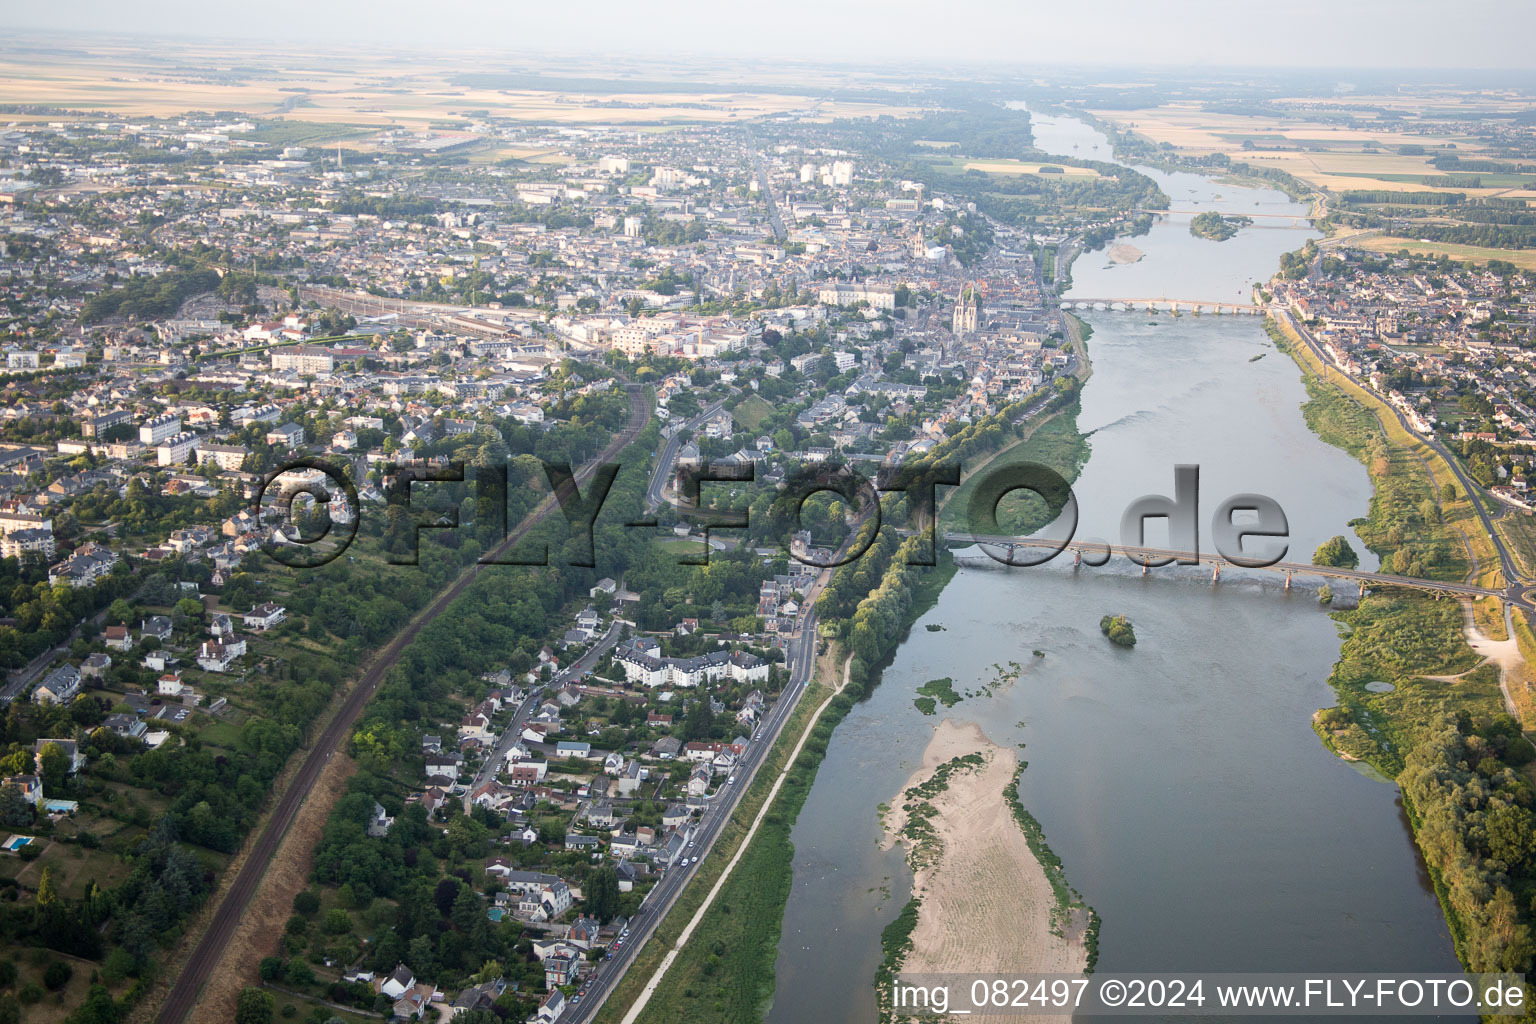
[1272,312,1536,981]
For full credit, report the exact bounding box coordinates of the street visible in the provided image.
[559,573,827,1024]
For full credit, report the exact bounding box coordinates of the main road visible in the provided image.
[463,619,626,812]
[646,400,726,512]
[559,565,832,1024]
[157,386,651,1024]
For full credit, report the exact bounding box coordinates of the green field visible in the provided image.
[729,394,775,433]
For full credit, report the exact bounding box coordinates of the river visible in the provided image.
[763,108,1465,1023]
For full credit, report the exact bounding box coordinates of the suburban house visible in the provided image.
[34,738,86,775]
[103,625,133,651]
[141,615,173,643]
[196,639,244,673]
[243,602,287,630]
[33,665,81,705]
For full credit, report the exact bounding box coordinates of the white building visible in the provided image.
[156,432,201,466]
[139,414,182,445]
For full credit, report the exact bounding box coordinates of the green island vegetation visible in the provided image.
[913,677,961,715]
[924,623,946,632]
[875,896,922,1024]
[1272,311,1536,979]
[1189,210,1253,241]
[1032,649,1046,658]
[894,753,987,867]
[974,661,1022,698]
[1099,614,1137,648]
[1313,534,1361,569]
[1249,352,1266,362]
[1005,765,1099,968]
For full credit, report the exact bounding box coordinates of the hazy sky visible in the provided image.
[9,0,1536,71]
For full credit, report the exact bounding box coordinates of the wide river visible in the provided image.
[764,109,1465,1022]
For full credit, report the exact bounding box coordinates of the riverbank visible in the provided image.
[1271,308,1536,978]
[881,721,1089,987]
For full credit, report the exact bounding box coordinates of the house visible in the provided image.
[534,990,566,1024]
[243,602,286,630]
[603,751,626,776]
[196,640,242,673]
[650,736,682,760]
[565,833,601,854]
[103,625,133,651]
[157,673,186,697]
[521,880,573,922]
[81,653,112,679]
[367,802,395,837]
[567,916,602,949]
[425,752,463,779]
[34,665,81,706]
[587,800,617,827]
[34,739,85,775]
[508,761,548,788]
[141,616,173,643]
[543,946,581,989]
[4,774,42,807]
[101,713,147,740]
[662,803,689,829]
[452,976,507,1015]
[589,577,617,598]
[687,763,712,797]
[616,761,645,797]
[380,963,416,1000]
[614,860,640,893]
[555,741,592,760]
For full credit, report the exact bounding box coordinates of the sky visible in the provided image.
[8,0,1536,71]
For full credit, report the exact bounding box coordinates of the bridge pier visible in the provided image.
[1284,570,1292,591]
[1073,548,1081,568]
[1141,562,1149,577]
[1212,562,1221,584]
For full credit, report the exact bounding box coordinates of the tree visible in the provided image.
[43,960,73,991]
[1441,482,1458,502]
[1312,535,1360,569]
[36,866,58,907]
[1099,615,1137,648]
[293,890,320,916]
[236,986,274,1024]
[586,866,620,922]
[38,742,71,784]
[0,782,30,827]
[682,699,714,741]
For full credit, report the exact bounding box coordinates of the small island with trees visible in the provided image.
[1313,534,1360,569]
[1099,614,1137,648]
[1189,210,1253,241]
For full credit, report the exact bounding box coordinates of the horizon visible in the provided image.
[6,1,1536,75]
